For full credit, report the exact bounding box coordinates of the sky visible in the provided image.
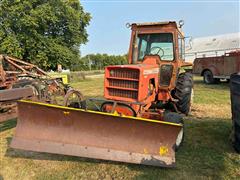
[80,0,240,56]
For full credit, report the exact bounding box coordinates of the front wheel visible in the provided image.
[163,112,184,151]
[100,102,136,117]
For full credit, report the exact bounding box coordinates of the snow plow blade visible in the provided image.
[11,100,182,167]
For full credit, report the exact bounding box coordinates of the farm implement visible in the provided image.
[0,55,73,122]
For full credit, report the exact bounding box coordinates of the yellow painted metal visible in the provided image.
[18,100,182,127]
[48,73,69,84]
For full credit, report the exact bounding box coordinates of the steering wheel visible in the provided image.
[150,46,164,58]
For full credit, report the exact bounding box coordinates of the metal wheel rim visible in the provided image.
[176,127,184,147]
[24,84,39,96]
[63,90,84,108]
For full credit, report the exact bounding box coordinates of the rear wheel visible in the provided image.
[172,72,193,115]
[203,70,220,84]
[163,112,184,151]
[63,90,86,109]
[12,78,41,98]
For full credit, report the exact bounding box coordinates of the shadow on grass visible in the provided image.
[194,77,230,89]
[4,117,236,179]
[0,119,17,133]
[127,117,235,179]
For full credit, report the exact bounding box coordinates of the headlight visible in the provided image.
[160,65,173,86]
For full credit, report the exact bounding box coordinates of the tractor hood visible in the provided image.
[106,63,159,74]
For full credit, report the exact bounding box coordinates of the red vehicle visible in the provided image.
[193,50,240,84]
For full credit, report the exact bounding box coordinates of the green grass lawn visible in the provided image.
[0,76,240,180]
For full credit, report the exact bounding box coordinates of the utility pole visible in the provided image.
[88,55,91,71]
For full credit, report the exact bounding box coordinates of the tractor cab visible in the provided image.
[128,21,186,64]
[126,21,191,92]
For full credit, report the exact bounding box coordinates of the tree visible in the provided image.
[76,53,128,71]
[0,0,91,70]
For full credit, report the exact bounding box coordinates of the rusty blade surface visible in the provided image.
[11,100,182,167]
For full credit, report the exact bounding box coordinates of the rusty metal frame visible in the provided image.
[3,55,47,76]
[0,54,71,122]
[0,54,49,89]
[0,87,33,101]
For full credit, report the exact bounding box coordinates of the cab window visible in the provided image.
[137,33,174,61]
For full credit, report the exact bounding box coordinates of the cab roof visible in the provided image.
[130,21,184,36]
[131,21,177,28]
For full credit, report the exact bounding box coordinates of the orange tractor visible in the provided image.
[102,21,192,118]
[11,21,193,167]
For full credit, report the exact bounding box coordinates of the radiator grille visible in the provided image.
[108,89,138,99]
[109,79,138,89]
[109,69,139,79]
[106,68,139,101]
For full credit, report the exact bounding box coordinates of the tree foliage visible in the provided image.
[71,53,128,71]
[0,0,91,70]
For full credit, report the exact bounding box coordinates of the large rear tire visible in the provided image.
[163,112,184,151]
[230,73,240,153]
[172,72,193,115]
[233,122,240,153]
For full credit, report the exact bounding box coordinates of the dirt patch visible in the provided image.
[191,103,231,119]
